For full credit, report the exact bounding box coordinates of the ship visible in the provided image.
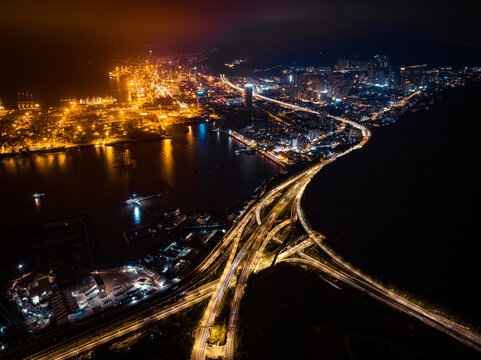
[32,192,45,199]
[121,193,161,206]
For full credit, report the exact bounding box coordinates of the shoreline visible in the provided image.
[0,135,172,159]
[227,131,288,168]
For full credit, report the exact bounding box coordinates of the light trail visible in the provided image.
[192,177,309,360]
[190,212,254,360]
[223,180,311,360]
[25,279,235,360]
[24,75,479,360]
[219,74,481,356]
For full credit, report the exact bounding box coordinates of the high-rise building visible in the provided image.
[348,127,362,144]
[296,135,309,151]
[244,83,253,107]
[292,72,303,99]
[375,54,390,69]
[308,129,322,140]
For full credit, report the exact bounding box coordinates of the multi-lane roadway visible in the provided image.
[22,75,481,360]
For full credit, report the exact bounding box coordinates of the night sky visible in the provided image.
[1,0,480,54]
[1,0,480,102]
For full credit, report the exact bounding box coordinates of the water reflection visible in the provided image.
[162,139,175,187]
[134,205,141,225]
[0,124,281,259]
[186,125,194,144]
[103,146,116,182]
[57,153,67,167]
[199,123,207,146]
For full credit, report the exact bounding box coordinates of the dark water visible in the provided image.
[302,83,481,326]
[0,56,119,108]
[0,123,281,259]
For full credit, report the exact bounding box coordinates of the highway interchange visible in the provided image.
[22,76,481,359]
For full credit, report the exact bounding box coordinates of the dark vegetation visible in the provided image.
[91,300,207,360]
[302,82,481,327]
[236,263,480,359]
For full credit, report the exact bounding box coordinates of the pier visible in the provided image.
[121,194,162,219]
[228,131,288,168]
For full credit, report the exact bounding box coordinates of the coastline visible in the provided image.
[227,130,288,168]
[301,83,481,328]
[0,134,172,159]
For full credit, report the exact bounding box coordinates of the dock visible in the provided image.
[228,131,288,167]
[121,194,162,206]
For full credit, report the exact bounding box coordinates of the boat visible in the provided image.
[32,192,45,199]
[208,171,213,175]
[121,193,139,206]
[121,193,161,205]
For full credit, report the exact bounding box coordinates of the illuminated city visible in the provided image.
[1,1,481,359]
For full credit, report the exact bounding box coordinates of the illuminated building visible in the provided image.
[292,72,302,99]
[244,83,253,107]
[308,129,322,140]
[375,54,391,69]
[17,91,39,110]
[94,274,107,298]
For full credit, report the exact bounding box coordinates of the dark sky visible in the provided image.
[0,0,480,105]
[1,0,480,55]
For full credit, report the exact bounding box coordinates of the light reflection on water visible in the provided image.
[133,205,141,225]
[162,138,175,188]
[0,123,282,259]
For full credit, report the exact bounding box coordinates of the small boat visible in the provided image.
[32,192,45,199]
[120,193,161,205]
[121,193,139,206]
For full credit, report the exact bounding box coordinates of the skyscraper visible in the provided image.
[291,72,302,99]
[244,83,253,107]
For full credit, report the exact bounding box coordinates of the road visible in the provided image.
[22,75,481,359]
[26,279,232,360]
[213,75,481,358]
[189,76,373,360]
